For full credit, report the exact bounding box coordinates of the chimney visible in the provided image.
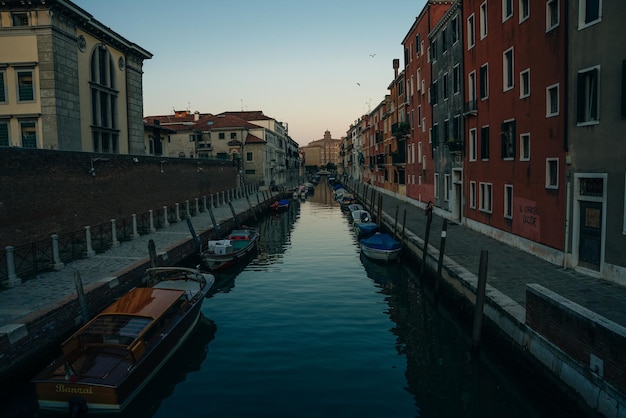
[393,58,399,78]
[194,111,200,121]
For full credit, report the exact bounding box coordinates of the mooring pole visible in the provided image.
[246,195,258,221]
[377,195,383,228]
[228,201,242,229]
[73,270,90,323]
[401,209,407,245]
[208,208,220,238]
[435,219,448,299]
[471,250,489,355]
[420,207,433,277]
[393,205,399,238]
[148,239,157,268]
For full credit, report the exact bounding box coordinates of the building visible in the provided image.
[566,0,626,281]
[0,0,152,153]
[300,130,341,171]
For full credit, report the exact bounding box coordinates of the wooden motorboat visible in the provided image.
[200,228,260,271]
[32,266,214,414]
[359,232,401,262]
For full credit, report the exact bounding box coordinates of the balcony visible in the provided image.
[445,138,465,153]
[463,100,477,116]
[391,121,410,138]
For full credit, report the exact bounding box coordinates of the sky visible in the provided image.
[74,0,427,145]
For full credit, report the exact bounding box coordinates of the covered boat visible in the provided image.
[200,228,259,271]
[359,232,401,262]
[32,267,214,414]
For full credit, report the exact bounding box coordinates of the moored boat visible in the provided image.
[359,232,401,262]
[270,198,290,212]
[200,228,260,271]
[32,266,214,414]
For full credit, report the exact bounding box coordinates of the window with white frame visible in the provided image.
[503,48,514,91]
[480,182,493,213]
[504,185,513,219]
[577,66,599,125]
[467,14,476,49]
[520,133,530,160]
[422,117,426,132]
[480,64,489,100]
[500,119,515,159]
[451,16,459,44]
[546,83,559,117]
[546,0,559,31]
[503,0,513,21]
[0,120,9,147]
[418,141,423,163]
[434,173,439,197]
[17,69,35,102]
[453,64,460,94]
[546,158,559,189]
[469,128,477,161]
[480,2,488,39]
[520,0,530,22]
[470,181,477,208]
[20,119,37,148]
[444,174,451,201]
[468,71,477,102]
[417,68,421,92]
[520,68,530,98]
[0,71,6,103]
[579,0,601,28]
[418,105,422,126]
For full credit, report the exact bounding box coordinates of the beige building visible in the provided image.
[301,130,341,169]
[0,0,151,153]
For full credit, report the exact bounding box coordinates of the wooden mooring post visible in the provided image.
[73,270,90,323]
[471,250,489,355]
[435,219,448,299]
[393,205,399,238]
[420,207,433,277]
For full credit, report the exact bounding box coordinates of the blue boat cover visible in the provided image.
[358,223,378,234]
[332,183,344,191]
[360,233,400,250]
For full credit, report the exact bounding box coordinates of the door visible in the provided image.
[578,201,602,270]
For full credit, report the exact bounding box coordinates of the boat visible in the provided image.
[345,203,364,213]
[351,209,378,237]
[359,232,401,262]
[32,266,214,414]
[270,198,290,212]
[351,209,373,224]
[200,228,260,271]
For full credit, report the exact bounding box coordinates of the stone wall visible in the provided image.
[0,147,238,248]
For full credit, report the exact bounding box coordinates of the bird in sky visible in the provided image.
[357,82,361,86]
[369,53,376,57]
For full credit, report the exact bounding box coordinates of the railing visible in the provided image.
[0,186,257,286]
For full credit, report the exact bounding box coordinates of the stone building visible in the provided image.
[0,0,152,154]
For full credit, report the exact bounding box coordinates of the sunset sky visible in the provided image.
[74,0,427,145]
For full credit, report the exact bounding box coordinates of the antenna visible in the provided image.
[241,99,244,111]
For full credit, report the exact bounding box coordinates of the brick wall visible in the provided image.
[526,284,626,395]
[0,148,238,248]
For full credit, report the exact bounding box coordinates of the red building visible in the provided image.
[402,1,452,204]
[462,0,567,259]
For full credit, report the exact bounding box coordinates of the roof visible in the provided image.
[219,111,271,121]
[100,287,184,319]
[245,133,266,144]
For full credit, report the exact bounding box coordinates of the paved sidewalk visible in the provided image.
[355,183,626,328]
[0,191,274,333]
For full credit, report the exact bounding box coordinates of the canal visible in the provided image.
[4,181,581,417]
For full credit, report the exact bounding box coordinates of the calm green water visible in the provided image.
[5,181,581,417]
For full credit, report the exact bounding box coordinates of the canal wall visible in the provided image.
[352,184,626,418]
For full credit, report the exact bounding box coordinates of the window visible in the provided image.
[443,73,449,100]
[470,181,477,209]
[480,182,493,213]
[415,33,421,56]
[0,121,9,147]
[431,80,438,105]
[444,174,451,201]
[546,0,559,31]
[417,68,421,92]
[244,169,255,175]
[418,105,422,125]
[503,0,513,21]
[546,83,559,117]
[520,0,530,22]
[230,132,237,139]
[577,66,599,125]
[500,120,516,159]
[520,133,530,161]
[432,123,439,146]
[441,27,447,53]
[418,142,423,163]
[12,13,29,26]
[434,173,439,198]
[451,16,459,44]
[503,48,514,91]
[579,0,601,28]
[453,65,460,94]
[468,71,477,102]
[218,132,225,139]
[430,39,438,61]
[453,115,460,141]
[246,151,253,162]
[421,78,426,95]
[504,185,513,219]
[0,71,6,103]
[443,119,449,141]
[467,14,476,49]
[546,158,559,189]
[469,128,477,161]
[20,120,37,148]
[17,70,35,102]
[480,125,490,160]
[480,2,488,39]
[422,117,426,132]
[480,64,489,100]
[520,69,530,98]
[90,45,118,153]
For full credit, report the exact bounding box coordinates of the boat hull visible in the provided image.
[201,231,259,271]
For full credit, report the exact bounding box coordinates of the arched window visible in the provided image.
[90,44,119,153]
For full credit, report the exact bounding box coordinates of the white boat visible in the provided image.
[359,233,401,262]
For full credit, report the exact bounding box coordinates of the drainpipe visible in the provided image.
[563,0,570,268]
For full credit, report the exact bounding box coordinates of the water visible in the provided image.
[3,181,579,418]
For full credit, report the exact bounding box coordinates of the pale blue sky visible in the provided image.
[75,1,426,145]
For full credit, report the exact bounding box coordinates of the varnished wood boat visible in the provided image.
[32,267,214,414]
